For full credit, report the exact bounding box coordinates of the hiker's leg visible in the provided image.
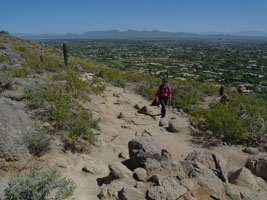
[160,98,166,118]
[162,98,168,117]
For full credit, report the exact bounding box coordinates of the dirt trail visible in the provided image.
[37,85,248,200]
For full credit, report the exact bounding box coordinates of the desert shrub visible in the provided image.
[0,54,10,62]
[25,82,100,151]
[26,128,53,156]
[191,94,267,145]
[41,53,63,72]
[53,70,105,99]
[136,84,157,100]
[12,67,30,77]
[0,71,13,92]
[0,30,9,35]
[15,44,31,58]
[191,103,248,143]
[4,166,75,200]
[24,84,48,109]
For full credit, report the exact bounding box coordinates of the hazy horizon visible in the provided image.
[1,0,267,35]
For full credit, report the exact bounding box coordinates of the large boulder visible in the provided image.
[229,167,258,188]
[108,162,133,180]
[185,150,228,183]
[245,152,267,181]
[128,137,162,168]
[180,161,226,199]
[0,98,31,168]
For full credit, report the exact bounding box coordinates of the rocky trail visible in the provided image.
[0,79,266,199]
[0,33,266,199]
[4,84,261,200]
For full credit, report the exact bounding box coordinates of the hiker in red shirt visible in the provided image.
[156,77,172,118]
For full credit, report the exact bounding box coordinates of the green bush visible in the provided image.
[191,96,267,145]
[0,30,9,35]
[4,166,75,200]
[26,128,53,156]
[12,67,30,77]
[25,81,100,151]
[191,103,248,143]
[0,54,10,62]
[24,84,47,109]
[0,71,13,92]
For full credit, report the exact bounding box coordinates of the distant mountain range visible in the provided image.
[14,30,267,40]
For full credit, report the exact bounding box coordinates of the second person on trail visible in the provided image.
[155,77,172,118]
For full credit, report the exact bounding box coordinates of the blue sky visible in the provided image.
[1,0,267,34]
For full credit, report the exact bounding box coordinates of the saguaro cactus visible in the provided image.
[63,42,68,66]
[219,85,224,96]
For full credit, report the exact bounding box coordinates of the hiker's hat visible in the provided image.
[162,77,168,82]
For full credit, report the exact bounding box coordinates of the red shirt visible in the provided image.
[156,84,172,99]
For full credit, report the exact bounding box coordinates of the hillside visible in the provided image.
[0,31,267,200]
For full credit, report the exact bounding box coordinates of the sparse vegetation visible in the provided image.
[4,166,76,200]
[0,54,10,62]
[0,30,9,35]
[26,128,53,156]
[24,70,105,151]
[0,71,13,92]
[12,67,30,77]
[191,93,267,145]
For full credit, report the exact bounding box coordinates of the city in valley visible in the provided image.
[46,38,267,97]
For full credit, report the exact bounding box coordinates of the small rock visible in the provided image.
[142,129,152,137]
[118,186,144,200]
[242,147,258,154]
[161,149,172,161]
[2,91,24,101]
[82,163,102,174]
[113,92,123,97]
[134,168,147,182]
[210,193,220,200]
[145,158,161,170]
[43,122,52,129]
[133,104,141,109]
[118,112,126,119]
[118,151,128,159]
[159,118,168,127]
[168,119,184,133]
[137,105,153,115]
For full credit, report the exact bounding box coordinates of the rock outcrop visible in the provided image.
[245,152,267,181]
[128,137,162,168]
[99,136,267,200]
[185,150,228,183]
[0,98,31,168]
